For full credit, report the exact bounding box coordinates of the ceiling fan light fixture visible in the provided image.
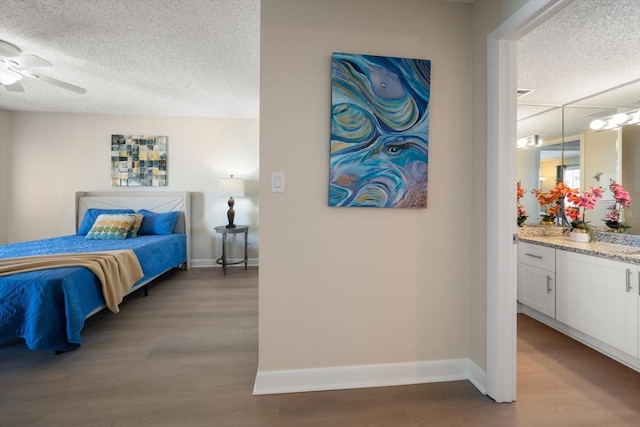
[0,39,85,94]
[0,68,22,85]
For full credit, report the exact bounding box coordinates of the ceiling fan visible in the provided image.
[0,39,86,94]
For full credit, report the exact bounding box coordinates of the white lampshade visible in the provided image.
[219,176,245,197]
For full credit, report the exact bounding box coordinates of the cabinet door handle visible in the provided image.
[546,275,552,294]
[626,268,632,292]
[525,253,543,259]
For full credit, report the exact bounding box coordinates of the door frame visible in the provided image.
[486,0,572,403]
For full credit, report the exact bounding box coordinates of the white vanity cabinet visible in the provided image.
[555,249,639,358]
[518,242,556,318]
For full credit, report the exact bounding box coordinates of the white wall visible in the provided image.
[257,0,528,391]
[0,110,10,244]
[259,0,473,373]
[584,128,619,224]
[4,112,259,264]
[517,146,540,222]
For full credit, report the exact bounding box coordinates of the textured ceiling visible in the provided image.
[0,0,637,121]
[517,0,640,120]
[0,0,260,118]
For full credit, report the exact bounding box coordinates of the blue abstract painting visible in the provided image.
[329,53,430,208]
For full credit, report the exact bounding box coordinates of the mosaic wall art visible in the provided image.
[111,135,167,186]
[329,53,430,208]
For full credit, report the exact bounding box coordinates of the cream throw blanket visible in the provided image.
[0,250,144,313]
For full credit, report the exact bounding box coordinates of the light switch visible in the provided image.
[271,171,285,192]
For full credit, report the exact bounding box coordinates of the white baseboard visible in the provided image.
[253,358,487,395]
[190,258,259,268]
[467,358,487,395]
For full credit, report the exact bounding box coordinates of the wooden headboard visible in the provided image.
[75,191,191,269]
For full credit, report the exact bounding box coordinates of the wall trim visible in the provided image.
[191,258,259,268]
[253,358,487,395]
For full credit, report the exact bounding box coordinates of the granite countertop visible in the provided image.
[520,235,640,265]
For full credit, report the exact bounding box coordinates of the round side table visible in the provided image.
[214,225,248,275]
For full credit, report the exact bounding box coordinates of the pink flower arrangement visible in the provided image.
[517,182,527,226]
[565,186,603,223]
[604,180,631,231]
[517,182,526,201]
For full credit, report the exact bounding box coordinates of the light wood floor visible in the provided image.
[2,267,640,426]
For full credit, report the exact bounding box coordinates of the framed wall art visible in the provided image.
[111,135,167,187]
[329,53,430,208]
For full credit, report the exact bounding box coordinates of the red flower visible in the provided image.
[534,182,574,216]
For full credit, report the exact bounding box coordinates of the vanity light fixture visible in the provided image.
[517,134,542,149]
[589,108,640,131]
[589,119,606,131]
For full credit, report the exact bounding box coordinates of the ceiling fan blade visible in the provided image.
[0,40,85,95]
[0,40,21,58]
[4,81,25,92]
[7,55,52,68]
[25,72,86,94]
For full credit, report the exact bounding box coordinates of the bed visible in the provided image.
[0,191,191,352]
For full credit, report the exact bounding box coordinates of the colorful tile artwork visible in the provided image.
[329,53,430,208]
[111,135,167,186]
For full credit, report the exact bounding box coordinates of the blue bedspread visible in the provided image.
[0,234,186,351]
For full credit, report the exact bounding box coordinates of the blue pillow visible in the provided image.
[78,208,135,235]
[138,209,180,235]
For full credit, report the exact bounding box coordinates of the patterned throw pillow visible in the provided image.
[85,213,136,240]
[127,213,144,238]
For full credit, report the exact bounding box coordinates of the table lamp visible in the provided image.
[219,175,245,229]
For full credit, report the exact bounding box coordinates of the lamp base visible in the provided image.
[226,197,236,229]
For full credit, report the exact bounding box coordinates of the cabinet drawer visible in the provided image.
[518,263,555,318]
[518,242,555,271]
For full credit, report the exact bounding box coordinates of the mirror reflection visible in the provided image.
[516,107,563,223]
[517,78,640,233]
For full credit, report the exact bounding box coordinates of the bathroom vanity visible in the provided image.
[518,231,640,372]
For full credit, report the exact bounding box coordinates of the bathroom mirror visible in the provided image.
[517,78,640,231]
[562,79,640,233]
[516,106,563,222]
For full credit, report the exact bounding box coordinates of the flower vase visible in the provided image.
[605,220,630,234]
[539,215,555,226]
[569,230,590,243]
